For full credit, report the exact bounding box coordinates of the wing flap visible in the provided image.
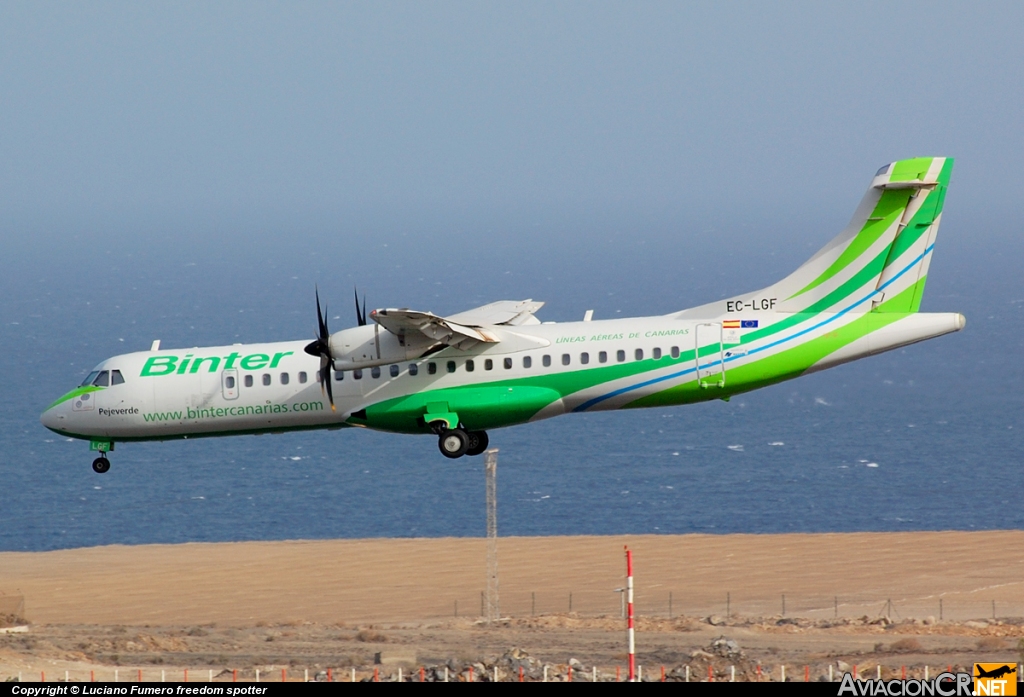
[371,309,499,351]
[447,299,544,326]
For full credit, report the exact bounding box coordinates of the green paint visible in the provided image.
[629,285,920,409]
[909,275,929,313]
[790,189,912,299]
[881,160,954,272]
[141,355,177,376]
[189,356,221,373]
[46,385,102,410]
[269,351,294,368]
[140,351,297,377]
[889,157,934,182]
[240,354,269,370]
[361,385,563,433]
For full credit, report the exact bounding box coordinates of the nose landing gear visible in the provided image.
[89,441,113,473]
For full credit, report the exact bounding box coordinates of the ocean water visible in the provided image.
[1,209,1021,551]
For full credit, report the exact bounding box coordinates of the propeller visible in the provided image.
[303,288,336,412]
[354,287,367,326]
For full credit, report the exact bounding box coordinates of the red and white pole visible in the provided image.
[626,546,636,682]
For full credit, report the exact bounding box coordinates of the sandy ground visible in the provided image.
[1,532,1023,681]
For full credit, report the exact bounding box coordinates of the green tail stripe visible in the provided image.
[889,157,935,182]
[790,188,913,299]
[909,274,928,313]
[882,159,953,271]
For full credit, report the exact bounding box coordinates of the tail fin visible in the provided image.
[770,157,953,314]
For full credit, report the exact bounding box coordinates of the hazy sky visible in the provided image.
[2,1,1022,235]
[2,2,1022,546]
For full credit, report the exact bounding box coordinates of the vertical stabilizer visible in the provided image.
[767,157,953,314]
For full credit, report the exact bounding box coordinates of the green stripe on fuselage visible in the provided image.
[626,282,921,409]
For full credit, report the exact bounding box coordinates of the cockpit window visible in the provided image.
[81,371,100,387]
[110,370,125,385]
[93,371,110,387]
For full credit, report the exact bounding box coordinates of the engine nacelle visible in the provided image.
[328,324,431,370]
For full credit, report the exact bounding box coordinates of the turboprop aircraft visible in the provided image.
[42,157,965,473]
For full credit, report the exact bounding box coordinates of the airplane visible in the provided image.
[41,157,965,473]
[975,665,1017,680]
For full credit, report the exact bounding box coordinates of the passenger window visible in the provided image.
[671,346,680,359]
[93,371,110,387]
[409,363,419,376]
[334,370,344,381]
[262,373,271,386]
[298,372,307,384]
[225,376,235,389]
[371,366,381,379]
[316,370,321,383]
[542,355,552,367]
[466,360,475,372]
[617,350,626,363]
[353,369,363,380]
[653,348,662,360]
[561,354,570,366]
[523,356,532,368]
[599,351,608,364]
[484,359,493,370]
[428,362,437,375]
[503,357,513,369]
[580,352,589,365]
[111,370,125,385]
[446,361,457,373]
[390,364,400,377]
[281,372,290,385]
[244,375,253,387]
[635,348,644,361]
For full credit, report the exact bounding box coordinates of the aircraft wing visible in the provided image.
[370,300,543,351]
[370,308,500,351]
[447,299,544,326]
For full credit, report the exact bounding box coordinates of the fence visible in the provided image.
[447,589,1024,622]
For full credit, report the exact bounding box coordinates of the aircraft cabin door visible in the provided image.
[221,369,239,400]
[695,322,726,389]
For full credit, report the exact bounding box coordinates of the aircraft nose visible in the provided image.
[40,405,63,432]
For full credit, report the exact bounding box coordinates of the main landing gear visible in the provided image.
[92,456,111,474]
[436,427,489,459]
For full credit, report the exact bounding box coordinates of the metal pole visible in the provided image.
[485,449,499,622]
[626,547,636,682]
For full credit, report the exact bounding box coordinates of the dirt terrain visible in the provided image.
[1,532,1023,681]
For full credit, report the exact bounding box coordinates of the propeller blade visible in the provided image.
[316,287,330,339]
[321,354,336,412]
[306,288,337,412]
[355,287,367,326]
